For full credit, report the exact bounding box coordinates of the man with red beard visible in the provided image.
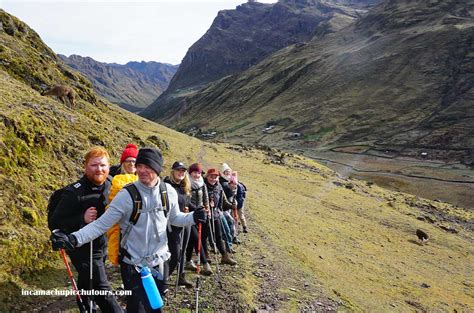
[50,146,122,312]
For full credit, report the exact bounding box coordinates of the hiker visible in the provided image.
[163,161,194,288]
[205,168,237,265]
[184,163,213,275]
[51,147,208,312]
[49,146,122,313]
[219,163,238,244]
[109,143,138,177]
[107,144,139,267]
[235,174,248,233]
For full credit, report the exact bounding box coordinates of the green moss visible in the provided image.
[21,207,38,226]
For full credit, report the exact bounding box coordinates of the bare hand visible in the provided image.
[84,207,97,224]
[184,206,189,213]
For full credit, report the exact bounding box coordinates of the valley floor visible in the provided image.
[300,149,474,210]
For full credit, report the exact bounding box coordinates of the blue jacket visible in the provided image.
[236,182,247,210]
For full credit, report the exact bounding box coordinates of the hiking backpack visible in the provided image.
[123,181,170,225]
[118,181,170,263]
[47,177,112,231]
[47,182,87,231]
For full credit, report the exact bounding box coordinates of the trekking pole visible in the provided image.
[60,249,86,313]
[89,241,94,313]
[174,225,187,296]
[195,222,202,313]
[208,206,223,288]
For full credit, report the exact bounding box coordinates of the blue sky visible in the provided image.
[1,0,277,65]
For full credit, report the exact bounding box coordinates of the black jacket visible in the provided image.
[164,176,190,212]
[205,180,233,217]
[51,175,110,258]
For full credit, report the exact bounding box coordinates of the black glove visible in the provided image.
[193,209,207,224]
[50,229,77,251]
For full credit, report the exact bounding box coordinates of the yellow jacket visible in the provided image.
[106,173,138,266]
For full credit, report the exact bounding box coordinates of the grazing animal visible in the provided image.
[416,229,429,244]
[41,85,75,107]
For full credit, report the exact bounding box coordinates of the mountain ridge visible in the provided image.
[143,0,474,164]
[142,0,374,119]
[59,54,178,112]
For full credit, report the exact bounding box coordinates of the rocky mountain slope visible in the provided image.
[143,0,474,165]
[1,8,472,312]
[59,54,177,112]
[142,0,375,119]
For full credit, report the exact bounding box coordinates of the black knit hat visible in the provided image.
[136,147,163,174]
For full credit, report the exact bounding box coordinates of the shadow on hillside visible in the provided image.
[407,239,423,246]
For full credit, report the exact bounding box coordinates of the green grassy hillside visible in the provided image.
[0,7,472,312]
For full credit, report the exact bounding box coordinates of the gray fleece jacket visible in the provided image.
[72,179,195,267]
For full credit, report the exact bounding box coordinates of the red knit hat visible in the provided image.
[120,144,138,163]
[188,163,203,174]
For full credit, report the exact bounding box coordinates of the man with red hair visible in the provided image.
[50,146,122,312]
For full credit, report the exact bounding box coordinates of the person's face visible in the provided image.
[190,171,201,181]
[122,157,136,174]
[207,174,219,185]
[85,156,109,185]
[223,170,232,178]
[229,182,237,190]
[172,168,186,182]
[136,164,159,187]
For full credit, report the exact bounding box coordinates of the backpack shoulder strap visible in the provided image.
[159,181,170,218]
[124,183,141,225]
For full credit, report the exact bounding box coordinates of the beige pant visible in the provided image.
[237,207,247,229]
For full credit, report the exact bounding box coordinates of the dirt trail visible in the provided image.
[166,205,340,312]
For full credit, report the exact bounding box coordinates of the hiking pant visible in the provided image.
[238,207,247,229]
[202,216,227,255]
[186,224,208,264]
[120,261,169,313]
[223,210,236,239]
[167,225,189,276]
[69,254,123,313]
[220,214,233,249]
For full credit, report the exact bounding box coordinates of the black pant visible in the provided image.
[167,226,189,275]
[120,261,169,313]
[186,224,208,264]
[69,253,122,313]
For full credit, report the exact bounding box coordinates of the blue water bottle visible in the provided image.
[140,266,164,309]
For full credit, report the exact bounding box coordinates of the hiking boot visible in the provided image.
[233,237,241,245]
[178,273,193,288]
[243,227,248,233]
[221,253,237,265]
[185,260,197,271]
[201,262,213,276]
